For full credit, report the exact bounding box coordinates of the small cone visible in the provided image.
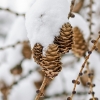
[0,81,11,100]
[54,22,73,54]
[22,42,32,59]
[32,43,43,65]
[41,44,62,79]
[10,64,22,75]
[72,27,87,58]
[80,69,94,87]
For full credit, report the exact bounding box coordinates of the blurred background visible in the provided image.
[0,0,100,100]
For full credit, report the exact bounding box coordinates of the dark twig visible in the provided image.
[68,0,76,19]
[0,7,25,16]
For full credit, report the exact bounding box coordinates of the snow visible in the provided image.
[0,11,16,35]
[0,0,8,8]
[5,45,24,68]
[69,13,90,40]
[0,63,14,86]
[8,81,35,100]
[21,59,38,76]
[5,16,28,46]
[25,0,70,50]
[8,0,35,14]
[0,0,100,100]
[8,71,42,100]
[0,50,6,64]
[46,75,64,96]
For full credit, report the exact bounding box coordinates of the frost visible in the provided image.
[25,0,70,50]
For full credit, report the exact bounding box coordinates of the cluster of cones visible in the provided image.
[32,22,87,80]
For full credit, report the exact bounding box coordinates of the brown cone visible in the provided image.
[0,81,11,100]
[32,43,43,65]
[54,22,73,54]
[72,27,87,58]
[80,69,94,87]
[41,44,62,79]
[10,64,22,75]
[22,42,32,59]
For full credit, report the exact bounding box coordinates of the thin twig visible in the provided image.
[67,34,100,100]
[68,0,76,19]
[0,7,25,16]
[0,41,29,50]
[87,0,95,43]
[86,63,95,100]
[35,77,50,100]
[44,91,87,99]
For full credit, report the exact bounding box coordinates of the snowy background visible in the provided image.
[0,0,100,100]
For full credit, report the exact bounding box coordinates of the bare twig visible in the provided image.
[67,34,100,100]
[0,7,25,16]
[44,91,87,99]
[85,63,98,100]
[86,63,95,100]
[87,0,95,43]
[35,77,50,100]
[0,41,29,50]
[68,0,76,19]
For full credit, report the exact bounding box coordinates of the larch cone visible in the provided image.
[72,27,87,58]
[54,22,73,54]
[41,44,62,79]
[32,43,43,65]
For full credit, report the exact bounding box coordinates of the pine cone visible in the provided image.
[22,42,32,59]
[54,22,73,54]
[72,27,87,58]
[32,43,43,65]
[41,44,62,79]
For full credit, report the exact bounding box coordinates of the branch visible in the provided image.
[86,63,98,100]
[45,92,87,99]
[0,41,29,50]
[12,67,40,86]
[0,7,25,16]
[67,33,100,100]
[35,77,50,100]
[87,0,95,43]
[68,0,76,19]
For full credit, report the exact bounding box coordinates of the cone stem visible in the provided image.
[35,77,49,100]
